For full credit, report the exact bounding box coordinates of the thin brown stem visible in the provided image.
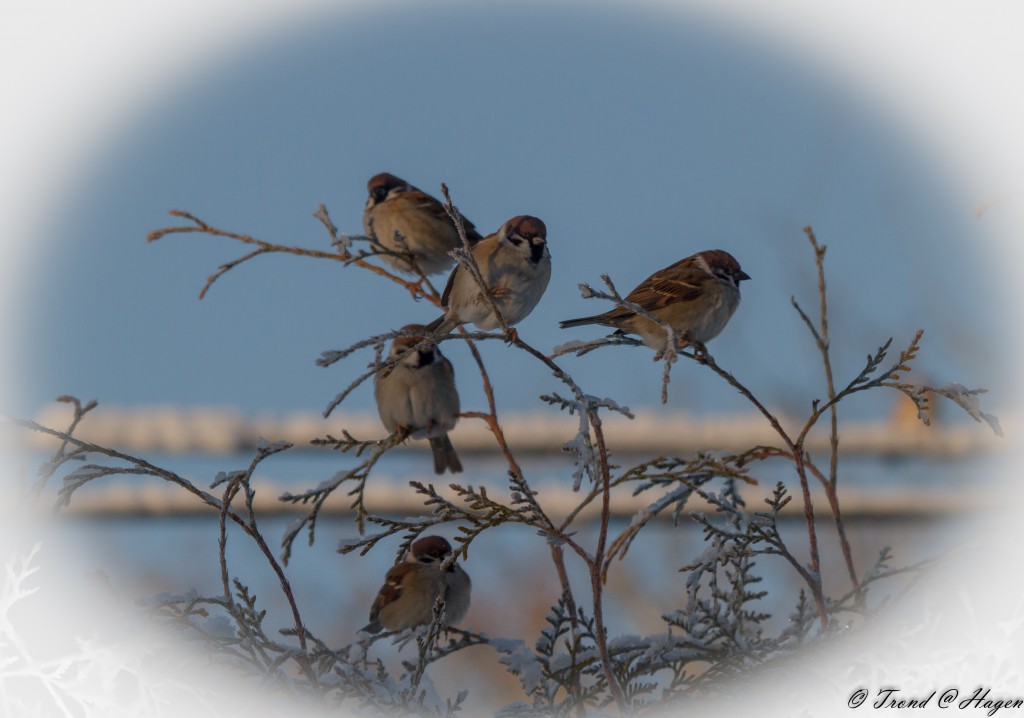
[26,395,97,503]
[588,409,628,713]
[438,184,516,339]
[789,452,824,612]
[736,445,858,596]
[798,225,858,591]
[821,483,857,589]
[438,183,625,708]
[549,542,584,707]
[685,351,829,629]
[459,330,523,483]
[458,329,590,642]
[804,226,839,491]
[149,208,438,303]
[441,189,589,615]
[217,479,283,675]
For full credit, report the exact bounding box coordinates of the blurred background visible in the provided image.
[4,2,1014,418]
[2,1,1021,715]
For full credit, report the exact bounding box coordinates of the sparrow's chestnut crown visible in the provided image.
[411,535,454,564]
[506,215,547,242]
[391,324,430,351]
[367,172,406,202]
[698,249,750,282]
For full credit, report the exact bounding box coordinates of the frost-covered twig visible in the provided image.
[10,403,319,687]
[210,441,320,687]
[22,395,98,503]
[148,207,438,302]
[439,183,516,341]
[279,430,405,549]
[790,226,855,593]
[887,381,1002,437]
[603,453,758,577]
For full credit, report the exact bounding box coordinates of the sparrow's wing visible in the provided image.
[439,355,456,385]
[367,562,416,624]
[623,259,706,311]
[397,191,482,243]
[439,263,461,310]
[440,234,498,308]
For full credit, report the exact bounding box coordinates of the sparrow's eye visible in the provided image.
[507,235,523,246]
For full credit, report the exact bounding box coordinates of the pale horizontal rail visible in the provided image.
[41,479,984,520]
[10,405,1009,458]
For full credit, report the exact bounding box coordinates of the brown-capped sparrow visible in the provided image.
[560,249,750,351]
[427,215,551,335]
[362,172,482,276]
[374,325,462,474]
[361,535,472,634]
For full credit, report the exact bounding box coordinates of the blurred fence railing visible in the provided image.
[13,404,1009,458]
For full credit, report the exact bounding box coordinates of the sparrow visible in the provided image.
[361,535,472,634]
[427,215,551,335]
[362,172,482,276]
[559,249,750,351]
[374,325,462,474]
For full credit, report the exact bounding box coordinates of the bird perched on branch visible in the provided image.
[560,249,750,351]
[361,535,471,634]
[362,172,482,275]
[427,215,551,336]
[374,325,462,474]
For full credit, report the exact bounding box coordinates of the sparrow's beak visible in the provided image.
[737,269,751,282]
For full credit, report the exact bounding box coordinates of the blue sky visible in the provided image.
[7,1,1010,424]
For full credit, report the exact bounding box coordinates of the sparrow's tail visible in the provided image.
[425,314,456,336]
[430,434,463,474]
[359,619,383,635]
[558,315,605,329]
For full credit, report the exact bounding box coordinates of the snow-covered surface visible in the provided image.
[16,404,1009,457]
